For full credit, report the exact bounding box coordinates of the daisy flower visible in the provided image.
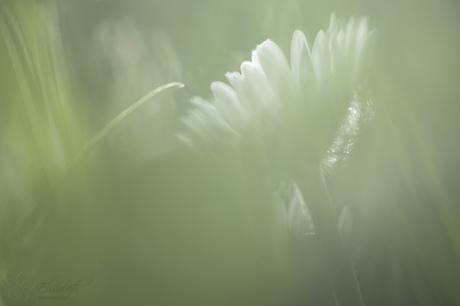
[179,11,376,242]
[179,14,376,306]
[179,13,376,177]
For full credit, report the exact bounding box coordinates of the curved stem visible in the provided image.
[71,82,184,170]
[297,168,364,306]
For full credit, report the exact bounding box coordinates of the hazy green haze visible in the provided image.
[1,0,460,305]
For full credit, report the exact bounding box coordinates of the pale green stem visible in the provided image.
[297,168,365,306]
[70,82,184,175]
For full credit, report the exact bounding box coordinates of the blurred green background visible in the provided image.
[1,0,460,305]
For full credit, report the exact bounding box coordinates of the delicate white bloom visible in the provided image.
[180,14,375,160]
[179,14,376,236]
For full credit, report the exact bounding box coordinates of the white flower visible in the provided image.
[179,14,376,235]
[180,14,375,164]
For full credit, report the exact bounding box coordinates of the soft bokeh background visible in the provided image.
[1,0,460,305]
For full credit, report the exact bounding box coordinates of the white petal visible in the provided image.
[184,97,239,143]
[226,60,277,114]
[312,30,331,84]
[211,81,246,131]
[225,71,243,91]
[344,17,356,54]
[351,18,371,82]
[290,30,313,91]
[252,39,294,99]
[328,12,337,33]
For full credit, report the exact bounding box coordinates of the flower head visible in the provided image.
[180,14,375,172]
[178,14,376,240]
